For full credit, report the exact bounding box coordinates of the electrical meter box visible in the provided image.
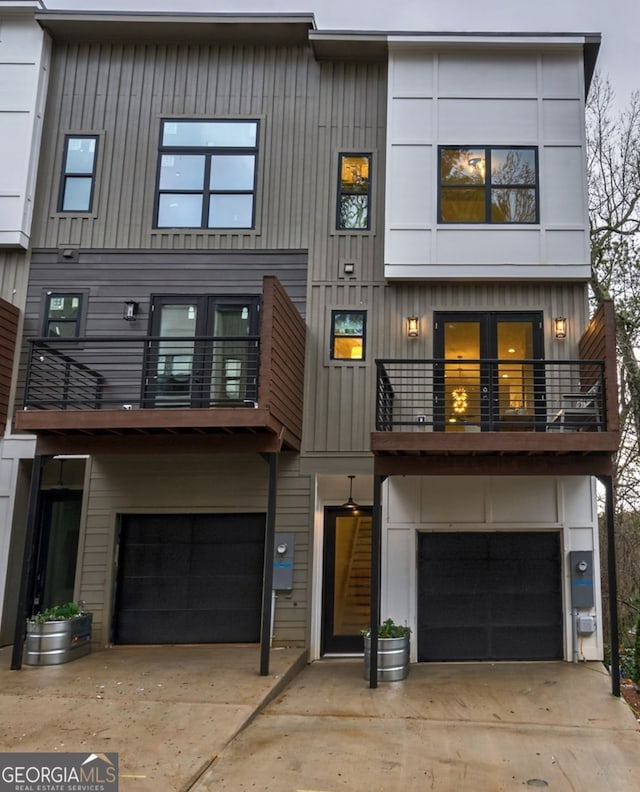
[273,532,295,590]
[569,550,594,608]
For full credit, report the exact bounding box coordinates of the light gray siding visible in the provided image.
[304,281,590,453]
[31,40,387,260]
[80,453,312,647]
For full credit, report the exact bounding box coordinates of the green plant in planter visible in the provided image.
[362,618,411,638]
[30,601,85,624]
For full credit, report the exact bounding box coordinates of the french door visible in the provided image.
[146,296,259,407]
[433,312,544,431]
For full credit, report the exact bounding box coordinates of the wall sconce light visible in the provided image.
[554,317,567,339]
[123,300,139,321]
[407,316,419,338]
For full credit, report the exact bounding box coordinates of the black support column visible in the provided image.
[259,452,278,676]
[600,474,620,697]
[368,474,385,689]
[11,455,49,670]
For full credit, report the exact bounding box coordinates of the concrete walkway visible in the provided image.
[1,647,639,791]
[0,644,306,792]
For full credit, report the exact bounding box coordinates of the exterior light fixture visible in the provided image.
[123,300,139,321]
[407,316,419,338]
[341,475,360,512]
[554,317,567,339]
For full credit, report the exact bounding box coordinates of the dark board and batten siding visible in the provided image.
[24,249,307,338]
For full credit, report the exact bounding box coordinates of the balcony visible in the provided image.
[15,277,305,456]
[371,302,619,477]
[0,297,20,435]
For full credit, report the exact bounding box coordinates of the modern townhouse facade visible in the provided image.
[1,9,620,682]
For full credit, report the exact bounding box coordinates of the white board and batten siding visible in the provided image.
[382,475,603,662]
[385,41,591,279]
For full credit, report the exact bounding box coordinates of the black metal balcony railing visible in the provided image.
[376,359,606,432]
[22,336,260,410]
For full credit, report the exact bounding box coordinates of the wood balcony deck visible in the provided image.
[371,302,619,477]
[15,277,305,456]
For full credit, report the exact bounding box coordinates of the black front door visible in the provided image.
[322,506,372,654]
[114,513,265,644]
[433,311,544,431]
[145,296,259,407]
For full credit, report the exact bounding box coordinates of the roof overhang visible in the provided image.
[310,29,600,94]
[34,10,316,46]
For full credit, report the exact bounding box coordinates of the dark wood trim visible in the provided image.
[0,298,19,434]
[371,430,620,455]
[373,453,615,477]
[581,300,619,433]
[31,432,290,456]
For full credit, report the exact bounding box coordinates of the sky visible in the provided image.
[40,0,639,108]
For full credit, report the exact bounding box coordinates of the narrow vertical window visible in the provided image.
[59,136,98,212]
[337,154,371,230]
[43,294,82,337]
[331,311,366,360]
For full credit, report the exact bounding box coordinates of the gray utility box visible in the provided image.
[569,551,594,608]
[273,532,295,590]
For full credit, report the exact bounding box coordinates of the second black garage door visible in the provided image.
[418,532,563,661]
[114,513,265,644]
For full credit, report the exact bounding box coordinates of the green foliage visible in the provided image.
[362,618,411,638]
[30,602,84,624]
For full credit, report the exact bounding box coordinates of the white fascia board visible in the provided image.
[387,34,590,47]
[384,264,591,281]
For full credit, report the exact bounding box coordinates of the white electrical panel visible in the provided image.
[577,614,596,634]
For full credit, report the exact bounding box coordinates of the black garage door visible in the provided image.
[418,532,563,661]
[114,513,265,644]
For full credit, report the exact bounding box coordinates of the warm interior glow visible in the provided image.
[451,386,468,414]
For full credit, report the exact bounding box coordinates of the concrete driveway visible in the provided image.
[1,647,639,792]
[194,659,640,792]
[0,644,306,792]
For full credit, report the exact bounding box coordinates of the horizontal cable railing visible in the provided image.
[22,336,260,410]
[375,359,606,432]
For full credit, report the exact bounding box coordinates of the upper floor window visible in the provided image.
[44,293,82,337]
[58,136,98,212]
[330,310,366,361]
[337,154,371,230]
[439,146,538,224]
[155,120,258,229]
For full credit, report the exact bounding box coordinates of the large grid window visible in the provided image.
[439,146,538,224]
[337,154,371,230]
[156,120,258,229]
[58,136,98,212]
[330,311,366,361]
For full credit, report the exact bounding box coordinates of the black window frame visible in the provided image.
[336,152,372,231]
[42,293,83,338]
[330,310,367,362]
[154,119,259,230]
[438,145,539,225]
[57,135,99,213]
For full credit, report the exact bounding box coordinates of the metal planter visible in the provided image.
[363,634,410,682]
[24,613,93,666]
